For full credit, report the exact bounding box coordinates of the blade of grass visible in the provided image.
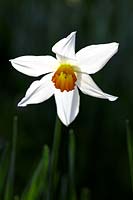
[126,120,133,192]
[68,129,76,200]
[4,116,18,200]
[47,116,62,200]
[0,144,10,196]
[21,145,49,200]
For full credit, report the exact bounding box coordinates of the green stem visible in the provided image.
[47,116,62,200]
[126,120,133,192]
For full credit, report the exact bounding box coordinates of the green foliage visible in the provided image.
[0,116,92,199]
[21,145,49,200]
[47,116,62,200]
[0,116,133,199]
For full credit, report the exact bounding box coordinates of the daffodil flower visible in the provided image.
[10,32,118,126]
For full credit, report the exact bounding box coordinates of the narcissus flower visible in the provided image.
[10,32,118,126]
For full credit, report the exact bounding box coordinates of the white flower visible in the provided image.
[10,32,119,126]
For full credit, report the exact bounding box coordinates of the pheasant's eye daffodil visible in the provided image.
[10,32,119,126]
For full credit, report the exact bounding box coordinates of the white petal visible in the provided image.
[18,73,54,107]
[52,32,76,61]
[10,55,58,77]
[54,87,80,126]
[77,73,118,101]
[76,43,119,74]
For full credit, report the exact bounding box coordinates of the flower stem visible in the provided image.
[126,120,133,192]
[47,116,62,200]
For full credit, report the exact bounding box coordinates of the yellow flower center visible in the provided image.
[52,64,77,92]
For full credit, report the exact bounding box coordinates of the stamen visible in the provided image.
[52,64,77,92]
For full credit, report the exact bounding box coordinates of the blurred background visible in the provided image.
[0,0,133,199]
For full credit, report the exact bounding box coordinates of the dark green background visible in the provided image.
[0,0,133,199]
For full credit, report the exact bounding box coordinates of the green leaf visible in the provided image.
[47,116,62,200]
[4,116,18,200]
[21,145,49,200]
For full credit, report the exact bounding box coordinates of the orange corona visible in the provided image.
[52,64,77,92]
